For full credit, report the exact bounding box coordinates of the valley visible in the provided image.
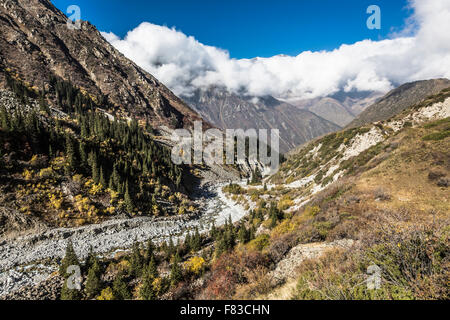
[0,0,449,302]
[0,180,249,297]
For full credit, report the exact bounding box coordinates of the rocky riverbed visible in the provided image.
[0,182,248,298]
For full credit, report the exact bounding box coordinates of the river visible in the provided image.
[0,182,248,297]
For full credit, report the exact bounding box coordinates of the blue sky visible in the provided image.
[52,0,411,59]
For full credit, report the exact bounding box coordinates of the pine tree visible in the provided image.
[238,224,249,244]
[78,142,87,169]
[85,245,96,271]
[65,134,77,174]
[130,241,144,277]
[139,268,156,300]
[99,166,106,187]
[39,93,50,115]
[112,273,131,300]
[108,175,114,190]
[168,236,175,257]
[89,152,99,184]
[0,105,10,130]
[147,256,158,279]
[184,233,191,253]
[59,240,80,278]
[60,278,82,300]
[145,239,155,264]
[191,228,201,252]
[124,181,133,214]
[210,222,217,238]
[85,260,102,299]
[269,201,283,228]
[170,253,183,286]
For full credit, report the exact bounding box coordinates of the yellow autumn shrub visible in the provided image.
[23,169,33,181]
[184,256,206,275]
[97,287,114,300]
[49,193,63,210]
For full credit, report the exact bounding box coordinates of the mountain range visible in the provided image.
[182,88,341,153]
[0,0,449,302]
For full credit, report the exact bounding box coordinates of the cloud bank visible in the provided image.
[102,0,450,100]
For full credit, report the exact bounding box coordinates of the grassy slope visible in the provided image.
[205,96,449,300]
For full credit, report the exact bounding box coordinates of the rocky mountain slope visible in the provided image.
[0,0,204,129]
[183,87,341,153]
[348,78,450,128]
[289,91,383,127]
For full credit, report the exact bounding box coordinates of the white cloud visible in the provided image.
[101,0,450,100]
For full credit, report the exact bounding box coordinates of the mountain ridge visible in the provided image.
[0,0,204,129]
[182,87,341,153]
[348,78,450,128]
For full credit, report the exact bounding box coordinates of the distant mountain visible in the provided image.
[182,87,341,153]
[0,0,203,129]
[287,91,383,127]
[347,78,450,127]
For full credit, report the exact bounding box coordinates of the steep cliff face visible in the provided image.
[0,0,204,128]
[183,87,341,153]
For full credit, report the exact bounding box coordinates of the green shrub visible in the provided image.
[247,234,270,252]
[223,183,243,195]
[422,130,450,141]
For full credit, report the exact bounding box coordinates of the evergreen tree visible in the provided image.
[59,240,80,278]
[147,256,159,279]
[139,268,156,300]
[112,273,131,300]
[251,167,262,184]
[60,278,82,300]
[99,166,106,187]
[0,105,10,130]
[129,241,144,277]
[191,227,201,252]
[238,224,250,244]
[124,181,133,214]
[210,222,217,238]
[39,93,50,115]
[167,236,175,257]
[269,201,283,228]
[184,233,191,253]
[89,152,99,183]
[160,241,168,255]
[85,259,102,299]
[65,134,77,174]
[85,245,96,271]
[145,239,155,264]
[170,253,183,286]
[79,142,87,169]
